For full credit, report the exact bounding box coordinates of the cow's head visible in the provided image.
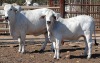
[4,4,21,21]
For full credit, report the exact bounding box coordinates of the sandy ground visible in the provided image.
[0,35,100,63]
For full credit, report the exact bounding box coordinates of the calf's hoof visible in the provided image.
[94,43,99,46]
[39,49,44,53]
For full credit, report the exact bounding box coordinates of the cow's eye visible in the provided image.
[10,9,12,11]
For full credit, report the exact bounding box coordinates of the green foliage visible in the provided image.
[91,0,100,2]
[0,0,25,5]
[15,0,25,5]
[0,0,47,5]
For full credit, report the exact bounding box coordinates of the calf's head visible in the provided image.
[26,0,32,6]
[41,9,58,39]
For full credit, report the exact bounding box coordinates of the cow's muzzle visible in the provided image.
[47,21,51,25]
[4,16,9,20]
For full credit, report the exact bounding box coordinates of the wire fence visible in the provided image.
[0,0,100,34]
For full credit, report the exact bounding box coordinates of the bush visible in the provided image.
[0,0,47,5]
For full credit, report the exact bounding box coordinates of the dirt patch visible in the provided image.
[0,35,100,63]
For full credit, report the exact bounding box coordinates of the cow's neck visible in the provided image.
[9,14,16,36]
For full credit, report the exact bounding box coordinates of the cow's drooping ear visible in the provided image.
[14,9,17,13]
[14,5,21,13]
[40,15,46,19]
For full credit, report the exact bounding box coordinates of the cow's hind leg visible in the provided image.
[84,31,92,59]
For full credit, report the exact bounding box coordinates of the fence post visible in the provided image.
[48,0,53,6]
[59,0,65,18]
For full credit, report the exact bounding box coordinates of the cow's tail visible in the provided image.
[93,21,98,46]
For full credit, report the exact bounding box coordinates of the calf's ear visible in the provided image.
[54,13,61,21]
[52,14,56,21]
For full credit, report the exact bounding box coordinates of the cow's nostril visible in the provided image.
[5,17,8,20]
[47,21,51,25]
